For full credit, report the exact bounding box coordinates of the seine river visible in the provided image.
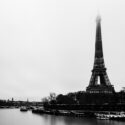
[0,109,125,125]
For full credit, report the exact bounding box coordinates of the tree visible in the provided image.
[48,92,56,104]
[42,97,49,105]
[48,93,56,101]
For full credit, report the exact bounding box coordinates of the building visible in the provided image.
[86,15,115,94]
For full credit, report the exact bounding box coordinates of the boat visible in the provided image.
[95,112,125,121]
[97,116,109,120]
[20,106,28,111]
[95,113,109,120]
[110,112,125,121]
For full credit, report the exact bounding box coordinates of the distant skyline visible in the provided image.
[0,0,125,101]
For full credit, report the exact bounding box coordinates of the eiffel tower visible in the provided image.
[86,15,115,93]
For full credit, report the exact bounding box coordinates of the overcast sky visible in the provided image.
[0,0,125,101]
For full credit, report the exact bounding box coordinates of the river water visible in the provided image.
[0,109,125,125]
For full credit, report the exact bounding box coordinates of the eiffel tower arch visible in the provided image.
[86,15,115,94]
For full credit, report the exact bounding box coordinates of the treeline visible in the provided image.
[0,100,42,107]
[42,90,125,105]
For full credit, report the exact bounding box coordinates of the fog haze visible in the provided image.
[0,0,125,101]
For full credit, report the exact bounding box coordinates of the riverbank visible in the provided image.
[32,108,95,117]
[32,108,125,121]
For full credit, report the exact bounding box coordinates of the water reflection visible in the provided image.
[33,113,125,125]
[0,109,125,125]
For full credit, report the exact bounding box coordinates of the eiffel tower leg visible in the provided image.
[102,72,111,86]
[89,72,98,86]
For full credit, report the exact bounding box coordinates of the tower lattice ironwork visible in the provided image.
[86,15,115,93]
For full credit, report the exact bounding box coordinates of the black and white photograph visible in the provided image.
[0,0,125,125]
